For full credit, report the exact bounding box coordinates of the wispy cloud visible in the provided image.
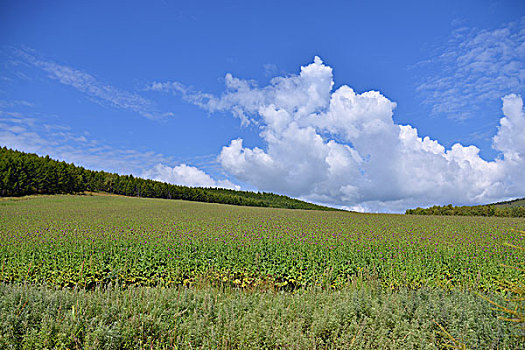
[147,75,267,126]
[0,110,168,173]
[11,48,173,120]
[0,109,236,190]
[0,99,34,108]
[416,18,524,121]
[263,63,278,77]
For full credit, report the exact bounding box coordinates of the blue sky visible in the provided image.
[1,0,524,212]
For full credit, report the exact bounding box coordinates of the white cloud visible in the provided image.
[147,56,334,126]
[13,48,172,119]
[416,19,525,120]
[142,163,240,189]
[166,56,525,212]
[0,100,34,108]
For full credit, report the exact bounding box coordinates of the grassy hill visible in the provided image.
[490,197,525,208]
[0,146,338,211]
[406,198,525,217]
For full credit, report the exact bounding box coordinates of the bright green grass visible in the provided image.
[1,195,524,291]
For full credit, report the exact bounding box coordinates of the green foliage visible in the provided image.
[0,147,337,211]
[1,195,524,291]
[406,203,525,218]
[0,283,522,349]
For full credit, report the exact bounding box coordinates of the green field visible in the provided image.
[1,195,524,290]
[1,195,524,348]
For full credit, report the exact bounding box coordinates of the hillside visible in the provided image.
[405,199,525,217]
[0,147,338,211]
[491,197,525,208]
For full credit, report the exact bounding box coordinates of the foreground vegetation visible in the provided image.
[1,283,523,349]
[0,147,335,210]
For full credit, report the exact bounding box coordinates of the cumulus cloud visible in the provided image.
[148,56,334,126]
[164,57,525,212]
[142,163,239,189]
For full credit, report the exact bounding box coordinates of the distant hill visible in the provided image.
[0,147,339,211]
[405,198,525,218]
[490,197,525,208]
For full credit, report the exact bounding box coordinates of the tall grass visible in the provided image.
[479,229,524,342]
[0,283,522,349]
[435,230,525,349]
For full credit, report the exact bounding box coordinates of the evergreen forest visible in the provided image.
[0,147,336,211]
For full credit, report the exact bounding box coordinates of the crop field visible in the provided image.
[1,195,524,349]
[1,195,524,291]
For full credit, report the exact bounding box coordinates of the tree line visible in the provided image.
[0,147,338,211]
[405,203,525,218]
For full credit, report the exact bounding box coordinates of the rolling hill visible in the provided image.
[0,147,339,211]
[490,197,525,208]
